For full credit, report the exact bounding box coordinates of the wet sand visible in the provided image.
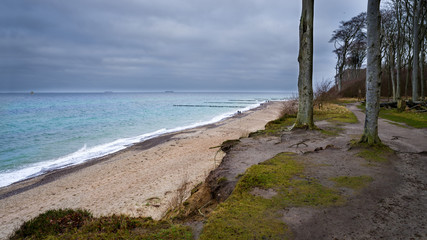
[0,101,285,239]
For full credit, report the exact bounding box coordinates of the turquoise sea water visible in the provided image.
[0,92,290,188]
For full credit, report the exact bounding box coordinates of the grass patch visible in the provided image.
[354,143,393,163]
[249,102,356,138]
[249,114,296,137]
[320,126,345,136]
[357,102,365,111]
[220,139,240,152]
[314,103,358,124]
[200,153,344,240]
[379,109,427,128]
[217,177,227,184]
[357,102,426,128]
[330,176,373,191]
[330,98,360,105]
[11,209,192,240]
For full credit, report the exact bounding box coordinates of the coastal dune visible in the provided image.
[0,101,284,239]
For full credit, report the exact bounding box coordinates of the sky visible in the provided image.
[0,0,368,92]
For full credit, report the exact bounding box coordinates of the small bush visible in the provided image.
[11,210,193,240]
[10,209,92,239]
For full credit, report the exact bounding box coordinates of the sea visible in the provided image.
[0,92,291,188]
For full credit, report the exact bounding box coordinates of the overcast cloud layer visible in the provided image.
[1,0,367,92]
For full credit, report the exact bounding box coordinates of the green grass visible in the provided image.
[330,176,373,191]
[314,103,358,124]
[330,98,360,105]
[10,209,192,240]
[200,153,344,240]
[379,109,427,128]
[358,102,427,128]
[249,102,357,138]
[249,114,296,137]
[354,143,393,163]
[357,102,365,111]
[320,126,345,136]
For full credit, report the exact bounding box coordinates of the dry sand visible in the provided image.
[0,101,285,239]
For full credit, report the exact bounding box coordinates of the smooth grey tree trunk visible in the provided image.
[395,0,402,99]
[337,46,348,92]
[421,45,425,100]
[360,0,382,145]
[294,0,315,129]
[412,0,421,101]
[390,47,396,101]
[420,22,426,100]
[405,56,412,99]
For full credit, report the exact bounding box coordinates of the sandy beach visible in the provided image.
[0,101,284,239]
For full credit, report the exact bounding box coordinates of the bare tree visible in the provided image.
[360,0,382,145]
[403,0,413,99]
[294,0,315,129]
[419,1,426,100]
[382,8,398,100]
[393,0,404,100]
[412,0,422,101]
[329,13,366,91]
[348,39,367,79]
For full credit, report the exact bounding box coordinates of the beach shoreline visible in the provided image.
[0,100,285,239]
[0,99,273,197]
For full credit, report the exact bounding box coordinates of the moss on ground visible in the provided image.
[353,142,393,163]
[200,153,344,240]
[379,109,427,128]
[10,209,192,240]
[249,114,296,137]
[249,102,357,138]
[314,103,358,124]
[320,126,345,136]
[330,176,373,191]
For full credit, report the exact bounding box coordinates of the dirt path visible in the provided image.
[195,103,427,239]
[289,104,427,239]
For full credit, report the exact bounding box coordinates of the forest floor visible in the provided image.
[182,102,427,239]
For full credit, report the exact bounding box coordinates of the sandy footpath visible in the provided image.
[0,101,284,239]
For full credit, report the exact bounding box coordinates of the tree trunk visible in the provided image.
[360,0,382,145]
[396,51,402,99]
[421,45,425,100]
[412,0,421,101]
[395,0,402,100]
[294,0,315,129]
[390,46,397,101]
[405,57,412,99]
[338,65,344,91]
[337,46,347,92]
[420,20,426,100]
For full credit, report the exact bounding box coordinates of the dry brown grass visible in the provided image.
[168,174,190,211]
[280,99,298,116]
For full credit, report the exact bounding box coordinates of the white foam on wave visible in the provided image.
[0,101,267,188]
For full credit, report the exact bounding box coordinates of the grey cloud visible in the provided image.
[0,0,366,92]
